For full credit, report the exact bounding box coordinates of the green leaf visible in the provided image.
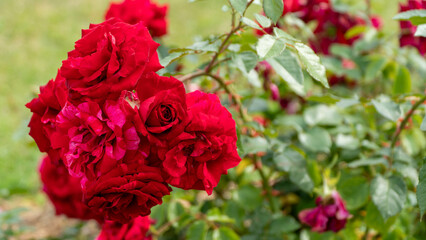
[159,52,186,68]
[168,201,185,226]
[263,0,284,23]
[234,185,263,211]
[240,136,268,155]
[337,175,369,210]
[254,14,272,28]
[347,158,388,168]
[393,66,411,95]
[335,134,360,150]
[290,167,314,193]
[415,24,426,37]
[256,35,286,59]
[298,127,331,153]
[294,43,329,88]
[274,28,300,43]
[371,175,407,221]
[241,17,262,30]
[303,105,342,126]
[217,227,240,240]
[306,95,340,104]
[187,221,207,240]
[234,51,258,74]
[365,201,397,234]
[269,216,301,234]
[267,50,304,95]
[417,164,426,217]
[274,148,304,172]
[394,10,426,25]
[207,208,235,224]
[421,116,426,131]
[229,0,247,14]
[365,57,387,82]
[372,99,401,121]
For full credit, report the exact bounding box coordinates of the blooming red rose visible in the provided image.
[298,191,350,232]
[136,73,188,146]
[399,0,426,55]
[39,155,102,222]
[84,163,171,223]
[97,216,152,240]
[105,0,168,37]
[51,93,141,180]
[160,91,241,195]
[26,72,68,163]
[60,18,162,103]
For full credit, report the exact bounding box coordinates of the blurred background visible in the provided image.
[0,0,408,238]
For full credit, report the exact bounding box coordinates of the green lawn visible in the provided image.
[0,0,402,195]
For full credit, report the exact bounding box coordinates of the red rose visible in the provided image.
[161,91,241,195]
[52,93,141,180]
[26,71,68,163]
[298,191,350,232]
[97,216,152,240]
[84,163,171,223]
[60,18,162,103]
[399,0,426,55]
[136,73,188,146]
[39,156,102,222]
[105,0,168,37]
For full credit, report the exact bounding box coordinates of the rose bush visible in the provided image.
[22,0,426,239]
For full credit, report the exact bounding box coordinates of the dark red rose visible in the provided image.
[39,156,102,222]
[399,0,426,55]
[51,93,141,180]
[84,163,171,223]
[26,71,68,163]
[105,0,168,37]
[97,216,152,240]
[136,73,188,146]
[160,91,241,195]
[298,191,350,232]
[60,18,162,103]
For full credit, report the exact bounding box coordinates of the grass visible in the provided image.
[0,0,404,195]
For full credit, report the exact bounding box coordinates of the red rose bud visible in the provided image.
[160,91,241,195]
[26,71,68,163]
[84,163,171,223]
[270,83,280,101]
[60,18,162,103]
[399,0,426,55]
[39,156,102,222]
[298,191,350,232]
[106,0,168,37]
[97,216,152,240]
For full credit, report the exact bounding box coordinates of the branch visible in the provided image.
[389,95,426,164]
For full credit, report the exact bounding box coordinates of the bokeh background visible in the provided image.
[0,0,407,238]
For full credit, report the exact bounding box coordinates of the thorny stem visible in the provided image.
[255,156,278,212]
[389,95,426,165]
[177,0,278,213]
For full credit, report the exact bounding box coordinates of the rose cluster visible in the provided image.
[399,0,426,55]
[27,2,240,236]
